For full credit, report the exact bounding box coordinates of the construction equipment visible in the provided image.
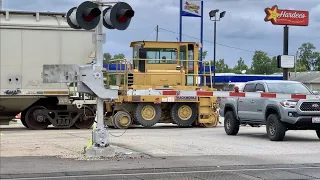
[103,41,220,128]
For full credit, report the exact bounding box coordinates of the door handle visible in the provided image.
[251,100,255,103]
[239,100,243,102]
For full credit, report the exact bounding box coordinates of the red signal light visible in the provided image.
[83,8,101,22]
[84,14,93,22]
[102,2,134,30]
[116,9,134,23]
[117,14,127,23]
[66,1,101,30]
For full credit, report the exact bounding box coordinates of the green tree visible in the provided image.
[103,53,126,85]
[215,59,231,73]
[270,56,282,73]
[198,50,208,60]
[113,53,125,60]
[297,42,318,70]
[103,53,112,64]
[232,57,249,74]
[312,52,320,71]
[250,50,273,74]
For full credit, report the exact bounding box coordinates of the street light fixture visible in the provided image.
[209,9,226,87]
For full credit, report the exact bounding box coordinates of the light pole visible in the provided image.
[209,9,226,87]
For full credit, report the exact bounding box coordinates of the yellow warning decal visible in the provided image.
[86,125,96,150]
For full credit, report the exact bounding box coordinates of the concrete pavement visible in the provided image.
[1,119,320,179]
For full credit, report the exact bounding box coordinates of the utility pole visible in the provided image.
[156,25,159,41]
[0,0,3,10]
[213,18,217,87]
[209,9,226,87]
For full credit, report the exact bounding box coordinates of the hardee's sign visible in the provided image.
[264,5,309,26]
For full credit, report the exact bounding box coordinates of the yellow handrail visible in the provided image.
[104,58,214,90]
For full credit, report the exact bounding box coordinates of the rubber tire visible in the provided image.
[171,103,197,127]
[134,103,161,127]
[316,130,320,139]
[266,114,286,141]
[224,111,240,135]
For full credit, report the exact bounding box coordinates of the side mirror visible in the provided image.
[313,91,319,95]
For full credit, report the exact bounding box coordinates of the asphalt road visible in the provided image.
[1,157,320,180]
[1,120,320,179]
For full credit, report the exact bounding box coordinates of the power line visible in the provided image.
[160,27,320,57]
[143,28,155,40]
[159,27,258,53]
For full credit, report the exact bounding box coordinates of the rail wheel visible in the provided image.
[112,111,132,129]
[316,130,320,139]
[202,113,219,128]
[134,103,161,127]
[171,103,197,127]
[25,105,50,130]
[20,111,29,128]
[74,108,95,129]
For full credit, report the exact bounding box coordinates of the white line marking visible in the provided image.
[5,166,320,180]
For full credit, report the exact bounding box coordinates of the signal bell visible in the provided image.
[103,2,135,30]
[66,1,101,30]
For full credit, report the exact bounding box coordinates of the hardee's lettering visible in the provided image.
[264,5,309,26]
[278,11,306,19]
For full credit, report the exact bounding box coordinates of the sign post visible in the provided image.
[264,5,309,80]
[179,0,204,83]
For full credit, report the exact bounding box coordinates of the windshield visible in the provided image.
[144,48,177,64]
[266,82,312,94]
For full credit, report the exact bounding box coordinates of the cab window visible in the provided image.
[255,83,265,92]
[133,46,138,59]
[133,46,139,69]
[180,45,187,68]
[144,48,177,64]
[187,44,194,73]
[243,83,255,92]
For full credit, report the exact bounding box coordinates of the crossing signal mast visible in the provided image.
[65,0,135,157]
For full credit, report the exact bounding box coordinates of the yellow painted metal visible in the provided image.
[105,103,112,113]
[198,97,219,127]
[120,116,129,126]
[141,105,156,120]
[103,40,219,128]
[178,105,193,120]
[202,112,219,127]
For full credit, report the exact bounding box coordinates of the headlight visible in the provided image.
[280,100,297,108]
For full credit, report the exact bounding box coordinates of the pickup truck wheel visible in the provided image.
[224,111,239,135]
[316,130,320,139]
[266,114,286,141]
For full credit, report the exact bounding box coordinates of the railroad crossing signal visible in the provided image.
[66,1,135,30]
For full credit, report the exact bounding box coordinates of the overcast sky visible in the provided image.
[2,0,320,67]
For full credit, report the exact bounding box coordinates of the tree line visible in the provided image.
[207,42,320,74]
